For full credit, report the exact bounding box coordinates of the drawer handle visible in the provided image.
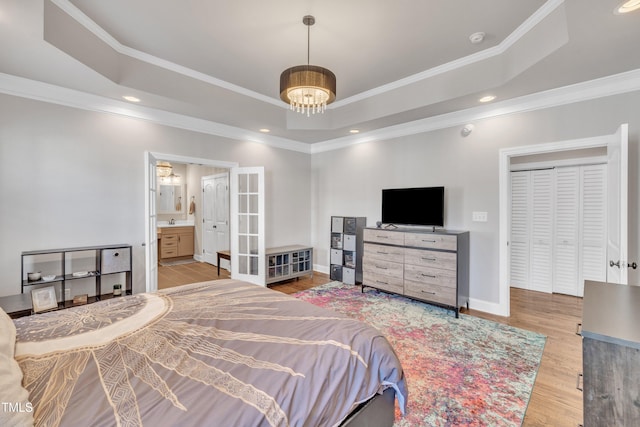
[375,280,389,285]
[422,239,437,243]
[421,273,437,278]
[421,290,436,295]
[575,323,582,336]
[377,235,389,239]
[376,251,389,255]
[422,257,437,261]
[375,266,388,270]
[576,373,583,392]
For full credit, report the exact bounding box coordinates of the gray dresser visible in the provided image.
[362,227,469,317]
[581,280,640,426]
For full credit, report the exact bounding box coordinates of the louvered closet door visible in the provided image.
[530,170,553,293]
[510,171,531,289]
[579,165,607,296]
[553,167,580,295]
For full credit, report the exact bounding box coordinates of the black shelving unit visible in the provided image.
[20,244,132,313]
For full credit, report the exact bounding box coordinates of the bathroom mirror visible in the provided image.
[157,184,186,214]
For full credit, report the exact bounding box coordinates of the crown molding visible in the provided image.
[51,0,564,110]
[311,68,640,154]
[0,73,311,154]
[331,0,565,108]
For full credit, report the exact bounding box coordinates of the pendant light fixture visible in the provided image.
[280,15,336,116]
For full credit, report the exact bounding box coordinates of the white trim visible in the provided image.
[51,0,563,110]
[331,0,565,108]
[2,66,640,154]
[498,132,613,317]
[467,298,506,317]
[311,68,640,153]
[0,73,310,154]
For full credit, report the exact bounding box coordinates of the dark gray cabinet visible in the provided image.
[330,216,366,285]
[581,280,640,426]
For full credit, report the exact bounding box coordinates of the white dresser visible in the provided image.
[362,228,469,317]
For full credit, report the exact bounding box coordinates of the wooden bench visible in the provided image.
[216,250,231,275]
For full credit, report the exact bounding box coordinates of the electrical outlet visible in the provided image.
[472,211,488,222]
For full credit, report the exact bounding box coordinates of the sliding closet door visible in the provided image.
[553,167,580,295]
[510,171,531,289]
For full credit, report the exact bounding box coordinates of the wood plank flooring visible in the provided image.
[158,263,584,426]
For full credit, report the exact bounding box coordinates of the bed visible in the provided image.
[2,279,407,427]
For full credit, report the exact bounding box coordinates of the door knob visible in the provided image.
[629,262,638,270]
[610,260,621,268]
[213,225,217,229]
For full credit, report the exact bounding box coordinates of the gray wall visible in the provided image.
[0,94,311,297]
[311,91,640,306]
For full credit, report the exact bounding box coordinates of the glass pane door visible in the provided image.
[230,167,265,285]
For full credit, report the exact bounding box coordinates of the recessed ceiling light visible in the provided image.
[479,95,496,103]
[259,128,270,133]
[349,129,360,134]
[123,95,140,103]
[469,32,485,44]
[614,0,640,14]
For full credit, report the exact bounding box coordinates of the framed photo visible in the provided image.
[31,286,58,313]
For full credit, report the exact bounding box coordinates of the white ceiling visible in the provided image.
[1,0,640,148]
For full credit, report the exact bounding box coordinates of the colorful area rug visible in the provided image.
[293,282,546,426]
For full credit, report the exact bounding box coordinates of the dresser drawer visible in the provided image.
[161,247,178,258]
[363,271,404,294]
[364,229,405,246]
[404,248,456,271]
[404,280,456,306]
[404,233,457,251]
[162,234,178,243]
[363,257,403,278]
[404,264,457,288]
[364,243,404,263]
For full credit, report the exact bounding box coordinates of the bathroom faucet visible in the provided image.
[170,218,175,225]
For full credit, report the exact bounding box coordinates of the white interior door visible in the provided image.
[230,167,265,286]
[144,152,158,292]
[606,123,628,284]
[202,173,229,266]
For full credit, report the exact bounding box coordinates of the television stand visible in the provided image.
[384,224,398,229]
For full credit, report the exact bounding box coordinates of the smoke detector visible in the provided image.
[469,32,485,44]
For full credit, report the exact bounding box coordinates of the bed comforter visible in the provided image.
[14,280,407,427]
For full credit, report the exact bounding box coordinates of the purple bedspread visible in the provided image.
[14,280,407,427]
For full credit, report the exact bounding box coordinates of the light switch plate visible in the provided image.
[472,211,488,222]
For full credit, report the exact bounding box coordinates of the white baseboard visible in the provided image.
[314,264,329,275]
[467,298,508,317]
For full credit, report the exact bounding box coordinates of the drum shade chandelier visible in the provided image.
[280,15,336,116]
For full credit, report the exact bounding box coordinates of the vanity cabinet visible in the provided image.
[362,227,469,317]
[159,226,194,260]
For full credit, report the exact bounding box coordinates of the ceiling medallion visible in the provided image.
[280,15,336,116]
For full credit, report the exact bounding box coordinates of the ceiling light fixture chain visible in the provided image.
[280,15,336,117]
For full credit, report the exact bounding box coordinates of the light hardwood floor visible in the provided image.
[158,263,583,426]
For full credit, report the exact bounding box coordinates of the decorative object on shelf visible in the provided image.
[330,216,366,285]
[72,294,88,305]
[31,286,57,313]
[280,15,336,116]
[27,272,41,282]
[42,275,56,282]
[72,271,90,278]
[113,284,122,296]
[156,161,172,177]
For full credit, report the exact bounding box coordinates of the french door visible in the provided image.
[144,152,158,292]
[230,167,265,286]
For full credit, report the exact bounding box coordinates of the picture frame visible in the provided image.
[31,286,58,313]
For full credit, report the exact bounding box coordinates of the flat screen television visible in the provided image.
[381,186,444,227]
